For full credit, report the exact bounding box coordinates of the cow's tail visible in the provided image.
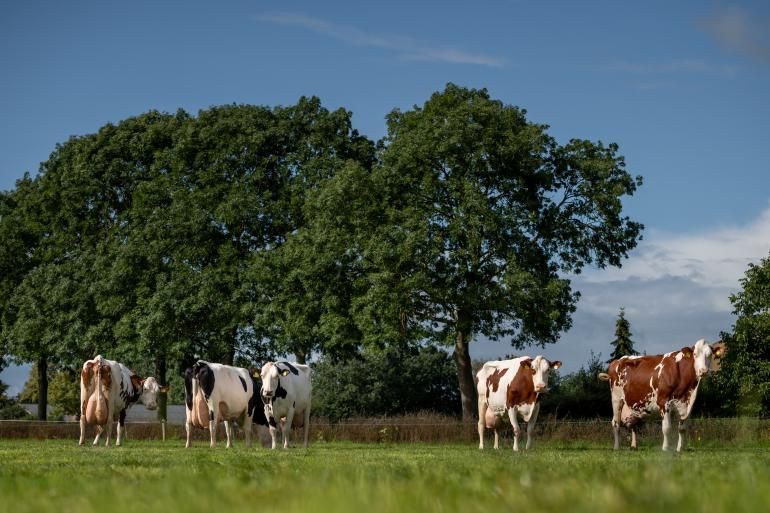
[598,372,611,381]
[94,356,108,424]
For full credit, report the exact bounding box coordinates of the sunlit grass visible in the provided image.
[0,439,768,513]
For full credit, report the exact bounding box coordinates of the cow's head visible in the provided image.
[522,356,562,393]
[690,339,724,378]
[135,376,169,410]
[259,362,290,401]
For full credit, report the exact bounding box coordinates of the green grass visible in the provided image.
[0,439,768,513]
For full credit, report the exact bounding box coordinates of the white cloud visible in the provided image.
[472,201,770,372]
[253,12,507,68]
[700,5,770,66]
[583,201,770,291]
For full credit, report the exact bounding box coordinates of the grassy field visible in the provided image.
[0,439,768,513]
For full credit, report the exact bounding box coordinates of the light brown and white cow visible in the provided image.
[79,355,167,446]
[598,339,724,451]
[476,356,562,451]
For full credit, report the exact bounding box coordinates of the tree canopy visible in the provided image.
[1,86,643,420]
[329,84,643,418]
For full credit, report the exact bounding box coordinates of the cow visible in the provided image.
[598,339,725,451]
[476,355,562,451]
[79,355,167,447]
[258,361,311,449]
[188,360,268,448]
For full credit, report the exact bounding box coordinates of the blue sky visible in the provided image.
[2,0,770,393]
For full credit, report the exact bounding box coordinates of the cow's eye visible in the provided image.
[531,369,536,375]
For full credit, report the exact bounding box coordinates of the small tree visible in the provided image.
[709,253,770,416]
[609,307,638,361]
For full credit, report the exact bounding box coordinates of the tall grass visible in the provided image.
[2,414,769,447]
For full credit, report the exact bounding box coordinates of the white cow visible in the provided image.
[189,360,267,448]
[476,356,561,451]
[79,355,167,446]
[259,361,311,449]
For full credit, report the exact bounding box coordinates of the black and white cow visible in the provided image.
[188,360,268,448]
[259,361,312,449]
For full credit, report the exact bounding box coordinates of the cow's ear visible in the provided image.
[280,369,291,377]
[159,385,170,393]
[680,347,692,358]
[520,359,531,369]
[250,368,260,378]
[550,361,562,370]
[130,375,143,390]
[712,343,726,358]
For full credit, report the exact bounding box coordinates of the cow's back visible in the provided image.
[197,362,254,421]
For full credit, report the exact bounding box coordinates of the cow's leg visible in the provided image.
[477,399,487,450]
[303,406,311,449]
[611,394,623,450]
[676,416,687,452]
[208,406,218,448]
[508,409,521,452]
[116,409,126,446]
[267,406,278,449]
[630,427,638,450]
[661,409,674,451]
[92,425,102,446]
[282,409,295,449]
[493,429,499,450]
[223,421,231,448]
[525,403,540,450]
[185,411,193,449]
[79,414,87,446]
[243,415,253,449]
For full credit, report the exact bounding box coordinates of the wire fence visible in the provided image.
[2,414,769,446]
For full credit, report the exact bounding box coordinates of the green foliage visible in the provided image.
[708,253,770,416]
[0,379,32,420]
[47,369,80,420]
[312,345,460,420]
[540,351,611,419]
[17,364,79,419]
[609,307,638,361]
[331,83,643,417]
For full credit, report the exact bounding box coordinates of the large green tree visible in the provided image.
[243,98,375,363]
[354,84,643,419]
[609,307,638,361]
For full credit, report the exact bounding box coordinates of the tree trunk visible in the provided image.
[155,356,167,422]
[37,355,48,421]
[453,330,476,421]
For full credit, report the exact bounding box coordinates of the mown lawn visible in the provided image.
[0,439,768,513]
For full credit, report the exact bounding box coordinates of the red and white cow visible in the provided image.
[79,355,167,446]
[598,339,725,451]
[259,361,311,449]
[188,360,268,448]
[476,355,561,451]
